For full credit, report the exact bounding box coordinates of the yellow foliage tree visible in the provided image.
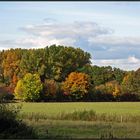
[113,84,121,97]
[95,80,121,97]
[106,81,121,97]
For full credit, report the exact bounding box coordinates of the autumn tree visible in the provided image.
[14,80,24,100]
[121,69,140,100]
[0,45,137,101]
[121,72,136,94]
[105,81,121,97]
[14,73,43,101]
[95,80,121,100]
[42,79,61,101]
[2,49,22,87]
[62,72,91,100]
[0,51,4,83]
[44,45,91,81]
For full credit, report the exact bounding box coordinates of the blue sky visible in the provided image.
[1,2,140,71]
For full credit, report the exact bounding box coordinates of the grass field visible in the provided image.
[19,102,140,116]
[16,102,140,139]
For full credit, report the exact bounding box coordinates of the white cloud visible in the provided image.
[0,21,110,50]
[1,20,140,70]
[92,56,140,71]
[21,21,110,39]
[128,56,140,64]
[0,36,76,50]
[89,35,140,46]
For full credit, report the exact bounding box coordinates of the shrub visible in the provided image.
[0,93,14,102]
[0,103,38,138]
[88,90,115,102]
[120,93,139,101]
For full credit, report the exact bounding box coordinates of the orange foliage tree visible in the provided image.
[62,72,91,100]
[2,49,22,87]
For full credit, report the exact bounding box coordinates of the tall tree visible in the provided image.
[2,49,22,86]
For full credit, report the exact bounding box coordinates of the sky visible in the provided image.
[0,2,140,71]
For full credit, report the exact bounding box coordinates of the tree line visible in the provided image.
[0,45,139,102]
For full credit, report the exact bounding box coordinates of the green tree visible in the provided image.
[45,45,91,81]
[14,73,43,101]
[113,68,126,84]
[89,66,114,86]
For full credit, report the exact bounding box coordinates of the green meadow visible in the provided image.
[20,102,140,115]
[16,102,140,139]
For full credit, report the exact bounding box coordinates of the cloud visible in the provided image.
[128,56,140,64]
[92,55,140,71]
[89,35,140,46]
[1,20,109,51]
[18,21,114,54]
[43,18,57,25]
[88,35,140,60]
[1,20,140,70]
[21,21,111,38]
[0,38,48,50]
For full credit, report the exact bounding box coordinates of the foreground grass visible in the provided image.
[24,119,140,139]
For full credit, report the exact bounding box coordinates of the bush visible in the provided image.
[87,90,115,102]
[100,93,115,101]
[0,93,14,102]
[0,103,38,138]
[120,93,139,101]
